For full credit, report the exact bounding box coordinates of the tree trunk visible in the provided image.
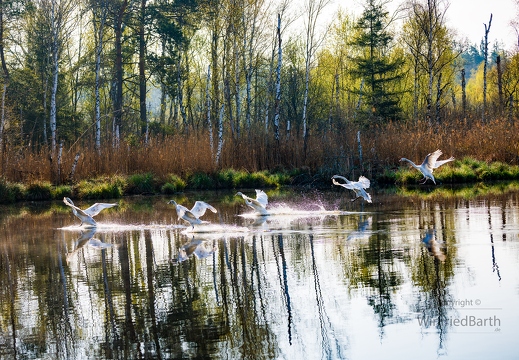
[482,13,492,123]
[94,2,107,153]
[113,0,128,148]
[206,65,214,159]
[273,14,282,144]
[496,55,503,114]
[139,0,148,144]
[461,68,467,122]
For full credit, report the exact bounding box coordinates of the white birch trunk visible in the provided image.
[482,14,492,123]
[215,104,224,166]
[206,65,213,158]
[50,0,59,157]
[273,14,282,142]
[94,4,106,154]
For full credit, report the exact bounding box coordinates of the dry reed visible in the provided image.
[1,117,518,185]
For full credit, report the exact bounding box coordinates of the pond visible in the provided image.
[1,187,518,359]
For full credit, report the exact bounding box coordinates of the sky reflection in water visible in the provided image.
[0,190,518,359]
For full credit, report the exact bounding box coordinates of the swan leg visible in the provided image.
[351,197,360,202]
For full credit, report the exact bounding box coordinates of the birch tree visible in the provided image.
[301,0,331,157]
[40,0,75,179]
[92,0,108,153]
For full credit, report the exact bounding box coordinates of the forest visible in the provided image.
[0,0,518,186]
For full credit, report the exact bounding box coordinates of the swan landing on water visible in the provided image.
[331,175,372,203]
[400,149,454,185]
[63,197,118,227]
[236,189,269,215]
[168,200,218,229]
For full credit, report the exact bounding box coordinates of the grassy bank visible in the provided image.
[2,158,519,204]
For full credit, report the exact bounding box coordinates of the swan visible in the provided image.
[400,149,454,185]
[236,189,269,215]
[63,197,118,227]
[331,175,372,203]
[168,200,217,228]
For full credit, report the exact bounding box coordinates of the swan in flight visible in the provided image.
[400,149,454,185]
[236,189,269,215]
[332,175,372,203]
[168,200,217,228]
[63,197,118,227]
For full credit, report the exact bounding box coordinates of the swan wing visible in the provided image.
[63,197,97,226]
[433,156,454,168]
[356,176,371,189]
[422,150,443,171]
[354,187,372,203]
[190,201,217,218]
[84,202,118,217]
[254,190,268,207]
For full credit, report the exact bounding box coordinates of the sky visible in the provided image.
[339,0,519,51]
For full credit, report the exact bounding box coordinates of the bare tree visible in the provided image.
[405,0,460,125]
[482,13,492,123]
[301,0,331,158]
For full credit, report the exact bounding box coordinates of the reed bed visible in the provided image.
[1,117,518,188]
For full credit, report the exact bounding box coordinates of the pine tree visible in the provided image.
[349,0,404,124]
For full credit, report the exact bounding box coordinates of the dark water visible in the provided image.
[1,188,518,359]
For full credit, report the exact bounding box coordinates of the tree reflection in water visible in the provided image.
[0,192,517,359]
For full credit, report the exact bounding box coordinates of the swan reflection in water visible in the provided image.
[174,236,218,264]
[422,229,446,261]
[67,227,114,260]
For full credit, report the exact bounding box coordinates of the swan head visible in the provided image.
[235,192,244,197]
[168,200,177,205]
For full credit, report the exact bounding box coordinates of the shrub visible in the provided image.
[25,181,53,201]
[75,177,124,199]
[126,173,157,194]
[0,180,25,204]
[188,172,215,189]
[161,174,187,194]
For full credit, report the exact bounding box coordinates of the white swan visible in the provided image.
[236,189,269,215]
[400,149,454,185]
[168,200,217,228]
[332,175,372,203]
[63,197,118,227]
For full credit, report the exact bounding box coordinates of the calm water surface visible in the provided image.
[1,188,519,359]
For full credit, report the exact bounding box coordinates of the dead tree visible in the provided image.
[482,13,492,123]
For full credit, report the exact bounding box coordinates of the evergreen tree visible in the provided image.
[349,0,404,124]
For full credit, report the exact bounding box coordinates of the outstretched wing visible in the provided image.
[254,190,268,208]
[63,197,97,226]
[190,201,217,218]
[354,187,372,203]
[84,202,118,217]
[356,176,371,189]
[422,149,443,171]
[433,156,454,169]
[332,176,355,190]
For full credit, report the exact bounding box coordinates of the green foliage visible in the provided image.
[75,177,125,199]
[188,172,215,190]
[349,0,404,123]
[126,173,158,195]
[161,174,187,194]
[25,181,53,201]
[52,185,73,199]
[0,180,25,204]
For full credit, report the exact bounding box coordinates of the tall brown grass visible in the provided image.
[1,117,518,185]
